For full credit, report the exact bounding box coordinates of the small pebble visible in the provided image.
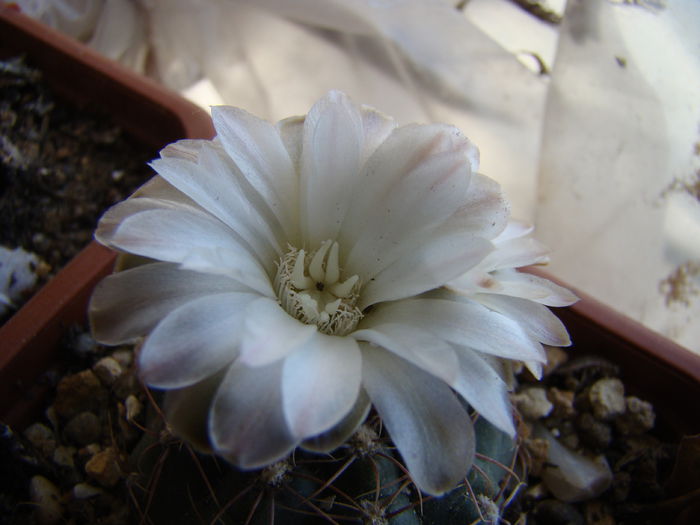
[548,387,576,418]
[29,475,63,525]
[113,369,140,399]
[64,411,102,446]
[32,232,49,251]
[52,445,76,469]
[616,396,655,435]
[532,499,584,525]
[85,447,122,488]
[53,370,106,419]
[45,405,59,430]
[577,413,612,450]
[551,420,579,451]
[117,401,141,445]
[584,501,615,525]
[537,425,612,503]
[560,432,580,450]
[588,378,625,420]
[73,482,103,499]
[512,387,553,420]
[524,437,549,476]
[81,443,102,457]
[610,471,631,502]
[111,349,133,368]
[543,346,569,377]
[125,394,142,422]
[93,356,124,386]
[525,482,549,501]
[24,423,56,457]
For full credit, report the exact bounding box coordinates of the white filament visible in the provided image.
[275,241,362,336]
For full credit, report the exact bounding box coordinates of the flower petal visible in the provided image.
[212,106,298,240]
[282,332,362,439]
[452,348,515,437]
[494,219,533,243]
[132,174,200,206]
[294,91,396,246]
[99,205,274,297]
[361,344,475,496]
[438,173,510,241]
[96,196,193,240]
[358,232,492,309]
[151,142,284,270]
[89,262,249,345]
[366,298,546,363]
[276,115,305,172]
[301,389,371,454]
[481,236,550,271]
[525,360,544,380]
[138,292,256,388]
[163,371,226,453]
[300,90,364,246]
[477,269,579,307]
[341,124,473,280]
[238,298,317,367]
[209,359,297,469]
[352,322,459,385]
[357,103,398,163]
[283,93,396,249]
[474,293,572,346]
[159,138,205,162]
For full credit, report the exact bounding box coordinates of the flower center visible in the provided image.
[274,240,362,336]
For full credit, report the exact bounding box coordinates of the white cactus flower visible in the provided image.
[89,91,576,496]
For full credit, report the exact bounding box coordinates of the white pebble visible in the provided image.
[511,387,553,420]
[52,446,76,469]
[0,245,42,316]
[24,423,56,457]
[617,396,656,434]
[111,349,133,368]
[535,425,612,503]
[125,395,142,422]
[93,356,123,386]
[73,483,103,499]
[589,378,626,420]
[29,475,63,525]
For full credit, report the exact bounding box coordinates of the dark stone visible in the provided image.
[532,499,585,525]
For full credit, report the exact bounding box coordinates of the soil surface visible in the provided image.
[1,333,693,525]
[0,56,154,321]
[511,349,691,525]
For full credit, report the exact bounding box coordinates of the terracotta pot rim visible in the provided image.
[529,266,700,385]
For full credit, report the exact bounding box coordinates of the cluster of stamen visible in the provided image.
[275,240,362,336]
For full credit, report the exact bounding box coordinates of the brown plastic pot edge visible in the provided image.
[0,244,116,427]
[0,8,214,428]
